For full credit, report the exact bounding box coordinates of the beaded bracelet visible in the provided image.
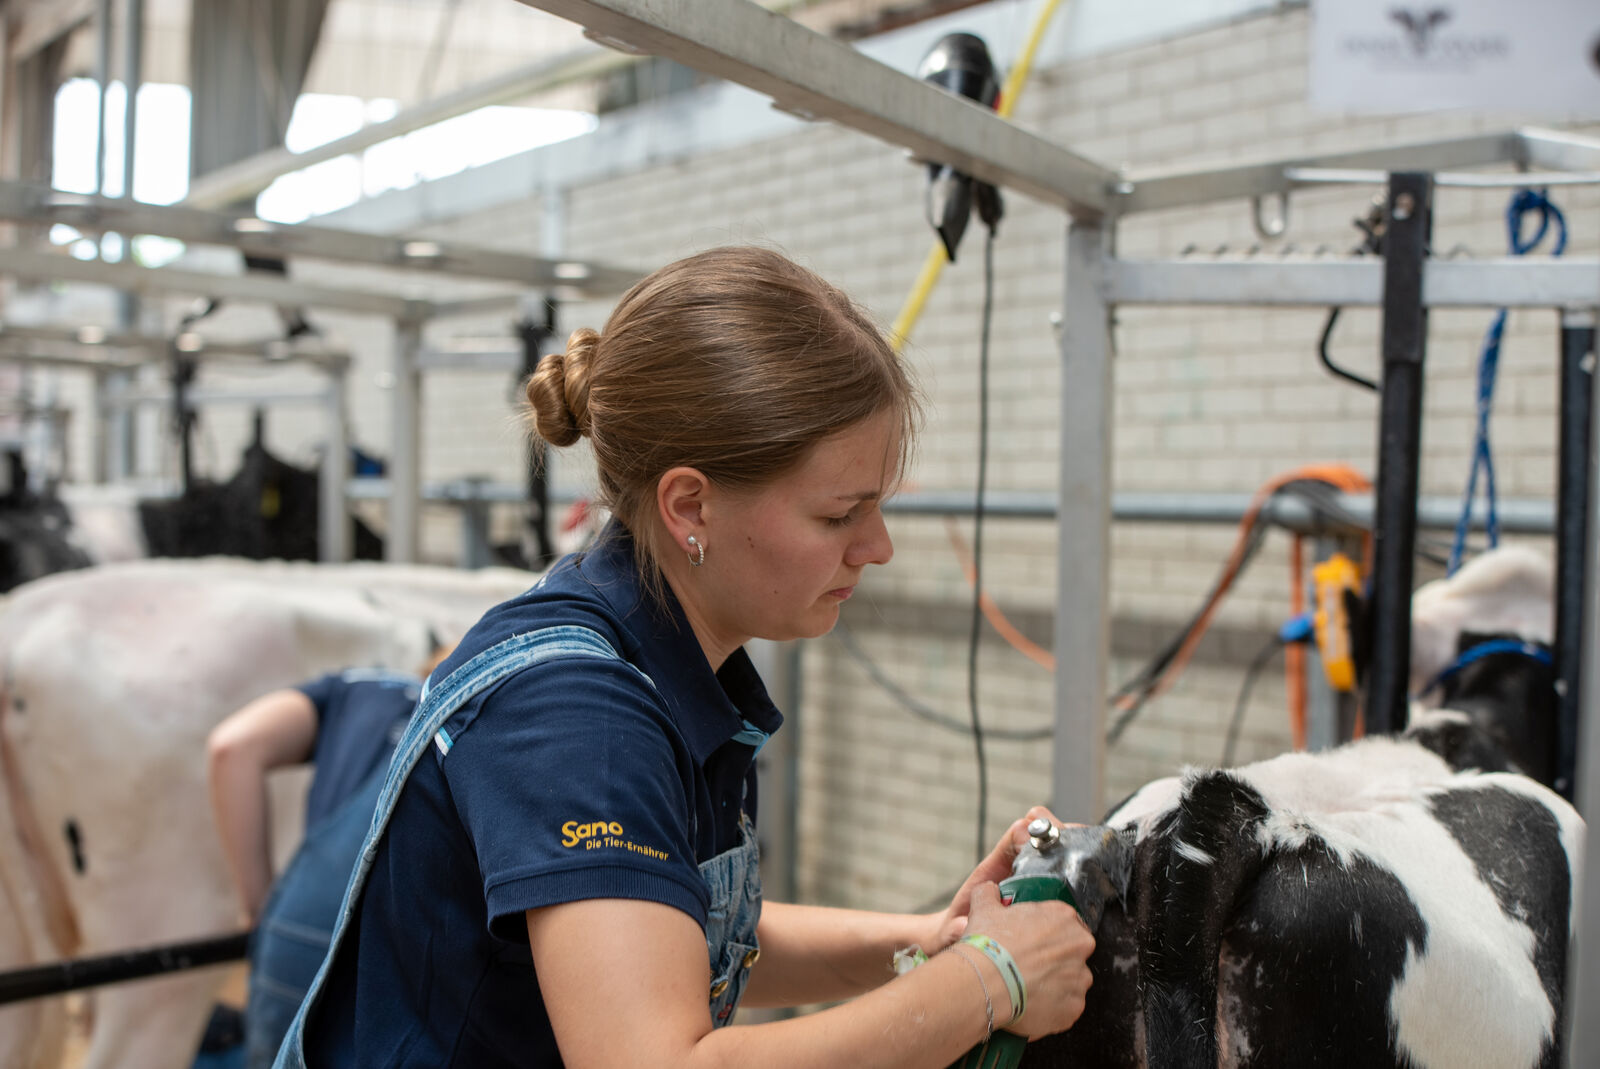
[959,933,1026,1024]
[947,944,995,1043]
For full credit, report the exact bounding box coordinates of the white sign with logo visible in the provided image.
[1310,0,1600,115]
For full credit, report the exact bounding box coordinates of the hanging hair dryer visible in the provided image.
[917,32,1003,262]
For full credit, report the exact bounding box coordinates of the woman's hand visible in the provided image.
[960,880,1095,1038]
[926,805,1065,950]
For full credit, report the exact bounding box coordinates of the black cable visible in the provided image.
[968,227,997,864]
[1317,307,1379,393]
[832,624,1050,741]
[1105,500,1277,737]
[1222,637,1286,767]
[1106,478,1402,744]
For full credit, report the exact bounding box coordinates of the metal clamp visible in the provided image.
[1251,190,1290,239]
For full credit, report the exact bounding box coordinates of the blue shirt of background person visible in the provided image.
[280,246,1096,1069]
[207,660,446,1069]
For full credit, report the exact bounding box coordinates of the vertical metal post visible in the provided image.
[89,368,107,482]
[119,0,141,202]
[113,0,143,331]
[94,0,112,196]
[319,363,350,562]
[1566,294,1600,1068]
[1363,172,1432,738]
[526,185,568,569]
[387,322,423,563]
[519,308,557,568]
[1555,309,1596,801]
[1052,220,1112,822]
[747,638,799,904]
[457,480,494,569]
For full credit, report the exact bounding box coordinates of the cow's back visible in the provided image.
[0,558,535,1069]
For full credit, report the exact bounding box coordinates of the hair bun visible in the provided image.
[525,328,597,446]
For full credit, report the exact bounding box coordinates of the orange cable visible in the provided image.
[942,517,1056,671]
[934,464,1376,738]
[1287,533,1307,751]
[1111,463,1372,714]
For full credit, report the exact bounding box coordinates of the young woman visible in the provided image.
[278,246,1094,1068]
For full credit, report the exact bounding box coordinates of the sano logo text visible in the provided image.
[561,819,624,847]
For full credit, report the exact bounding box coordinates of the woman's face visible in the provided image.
[686,409,899,660]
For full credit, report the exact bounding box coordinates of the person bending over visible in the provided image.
[208,647,450,1068]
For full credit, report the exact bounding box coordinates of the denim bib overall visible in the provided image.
[272,626,762,1068]
[246,763,385,1069]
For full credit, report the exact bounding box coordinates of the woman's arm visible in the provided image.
[205,689,319,922]
[744,807,1055,1007]
[741,900,938,1006]
[527,884,1092,1069]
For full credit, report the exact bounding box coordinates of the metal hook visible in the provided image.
[1251,191,1290,240]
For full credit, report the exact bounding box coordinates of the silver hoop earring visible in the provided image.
[686,535,705,567]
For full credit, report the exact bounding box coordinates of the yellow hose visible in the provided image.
[888,0,1067,353]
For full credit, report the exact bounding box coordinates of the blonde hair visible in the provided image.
[524,246,919,600]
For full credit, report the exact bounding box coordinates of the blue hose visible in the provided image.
[1447,188,1567,575]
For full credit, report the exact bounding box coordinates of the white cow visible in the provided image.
[0,558,536,1069]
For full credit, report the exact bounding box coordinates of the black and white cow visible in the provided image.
[1021,547,1584,1069]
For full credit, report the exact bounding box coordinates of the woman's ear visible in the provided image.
[656,466,710,551]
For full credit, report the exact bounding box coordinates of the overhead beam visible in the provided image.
[0,181,642,293]
[0,246,430,319]
[1104,257,1600,309]
[181,0,825,211]
[0,346,138,372]
[1117,130,1528,216]
[9,0,96,62]
[509,0,1116,219]
[184,43,625,210]
[1519,127,1600,175]
[0,321,351,368]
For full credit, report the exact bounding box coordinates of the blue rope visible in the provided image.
[1447,189,1567,575]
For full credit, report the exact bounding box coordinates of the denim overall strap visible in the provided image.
[273,625,638,1069]
[699,815,763,1027]
[246,761,388,1069]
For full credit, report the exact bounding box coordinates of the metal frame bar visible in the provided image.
[0,181,641,293]
[1556,310,1597,800]
[99,385,338,407]
[1104,258,1600,309]
[1363,173,1432,738]
[1053,220,1112,822]
[388,323,423,563]
[181,0,833,211]
[1114,128,1600,217]
[0,322,352,369]
[0,347,137,372]
[183,44,625,210]
[511,0,1117,218]
[1571,281,1600,1063]
[1520,128,1600,174]
[0,245,430,319]
[320,364,350,563]
[9,0,97,62]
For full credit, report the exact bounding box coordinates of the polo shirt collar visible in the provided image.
[575,523,783,763]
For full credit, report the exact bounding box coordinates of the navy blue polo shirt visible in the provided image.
[295,670,420,827]
[301,524,782,1067]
